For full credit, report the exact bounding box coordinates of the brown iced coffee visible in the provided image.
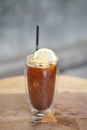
[27,63,57,110]
[26,48,58,115]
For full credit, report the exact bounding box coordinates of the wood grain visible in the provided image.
[0,75,87,130]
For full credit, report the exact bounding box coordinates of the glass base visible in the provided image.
[32,110,44,117]
[31,108,57,123]
[31,108,52,117]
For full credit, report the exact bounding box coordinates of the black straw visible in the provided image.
[36,25,39,51]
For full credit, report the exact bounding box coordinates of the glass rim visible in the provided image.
[25,54,59,65]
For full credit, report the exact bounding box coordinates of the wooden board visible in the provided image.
[0,75,87,130]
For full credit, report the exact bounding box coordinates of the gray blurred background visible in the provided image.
[0,0,87,78]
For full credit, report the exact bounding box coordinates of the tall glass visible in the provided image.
[25,54,58,117]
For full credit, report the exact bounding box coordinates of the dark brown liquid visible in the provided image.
[27,64,57,110]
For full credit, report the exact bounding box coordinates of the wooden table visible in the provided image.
[0,75,87,130]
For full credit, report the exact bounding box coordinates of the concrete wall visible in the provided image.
[0,0,87,78]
